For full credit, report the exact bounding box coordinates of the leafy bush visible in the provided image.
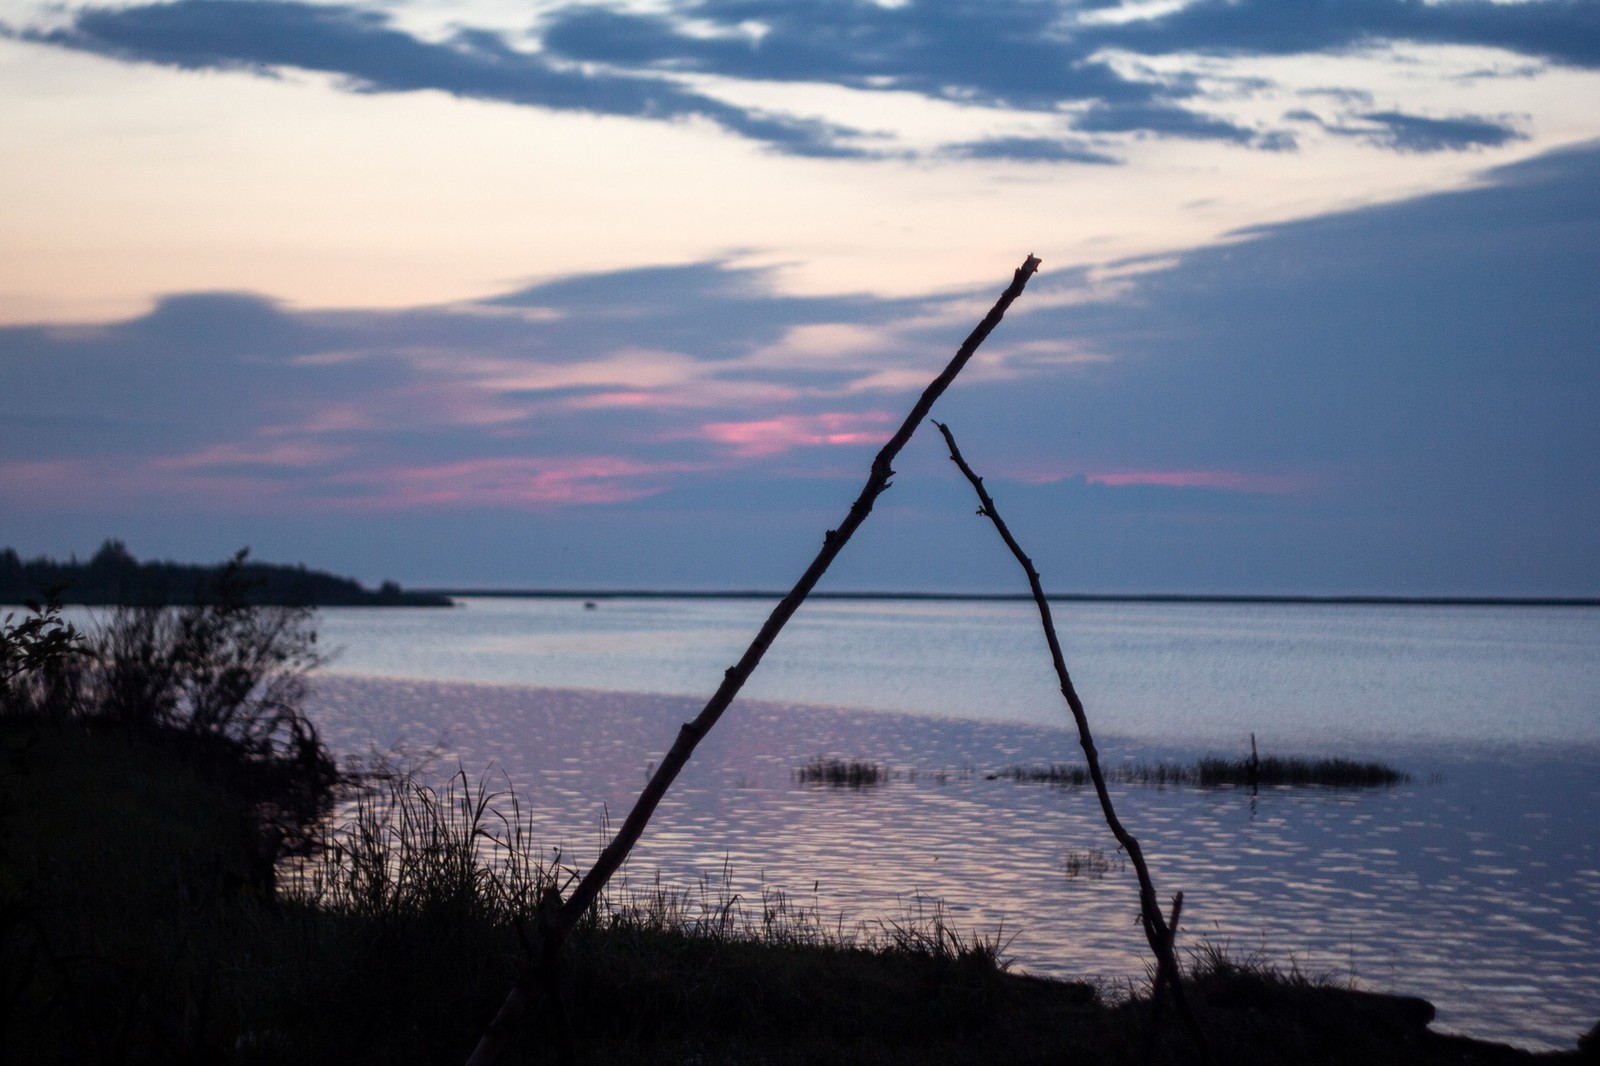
[3,550,340,866]
[0,591,84,714]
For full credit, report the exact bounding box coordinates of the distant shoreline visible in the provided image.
[421,589,1600,608]
[1,540,452,608]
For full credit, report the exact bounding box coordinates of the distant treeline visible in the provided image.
[1,540,452,607]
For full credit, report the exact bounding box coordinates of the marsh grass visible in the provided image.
[1004,755,1407,790]
[794,755,883,787]
[1064,847,1126,879]
[1202,756,1407,788]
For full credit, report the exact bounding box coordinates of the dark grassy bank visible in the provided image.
[4,718,1593,1065]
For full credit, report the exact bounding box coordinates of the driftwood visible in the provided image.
[932,419,1211,1063]
[463,255,1041,1066]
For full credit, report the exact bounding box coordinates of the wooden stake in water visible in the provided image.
[464,255,1041,1066]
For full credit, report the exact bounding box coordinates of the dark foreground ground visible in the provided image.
[2,717,1594,1065]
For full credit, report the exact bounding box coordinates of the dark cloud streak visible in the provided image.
[22,0,869,156]
[1071,101,1258,143]
[17,0,1594,155]
[485,260,927,362]
[1352,110,1526,152]
[1288,106,1526,152]
[943,136,1119,164]
[1091,0,1600,69]
[540,1,1161,111]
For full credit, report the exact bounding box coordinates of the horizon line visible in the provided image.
[417,589,1600,608]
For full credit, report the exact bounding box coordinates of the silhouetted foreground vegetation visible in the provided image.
[4,719,1586,1064]
[1002,755,1408,790]
[2,596,1589,1063]
[1,539,452,606]
[3,560,341,857]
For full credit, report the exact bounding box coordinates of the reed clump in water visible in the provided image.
[1003,755,1408,790]
[794,755,884,787]
[1064,847,1126,879]
[1199,755,1407,788]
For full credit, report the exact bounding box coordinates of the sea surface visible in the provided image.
[306,597,1600,1050]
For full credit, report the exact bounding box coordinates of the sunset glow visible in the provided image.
[2,0,1597,593]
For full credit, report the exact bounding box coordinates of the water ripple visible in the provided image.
[307,674,1598,1051]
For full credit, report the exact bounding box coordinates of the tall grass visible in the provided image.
[286,766,551,923]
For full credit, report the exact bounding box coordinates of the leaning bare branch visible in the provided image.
[464,255,1041,1066]
[931,418,1211,1063]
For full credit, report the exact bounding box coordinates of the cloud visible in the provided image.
[483,260,923,362]
[329,456,702,509]
[932,139,1600,592]
[535,0,1592,148]
[944,135,1120,164]
[1082,469,1309,494]
[1350,110,1526,152]
[1070,101,1259,143]
[1287,105,1525,151]
[16,0,1591,157]
[0,258,1004,515]
[998,140,1600,470]
[1089,0,1600,69]
[698,411,896,458]
[539,0,1163,111]
[5,139,1598,592]
[161,440,355,473]
[20,0,871,156]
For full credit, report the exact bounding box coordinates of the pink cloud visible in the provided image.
[561,379,802,411]
[1085,469,1310,494]
[700,411,895,458]
[562,390,660,409]
[161,441,352,470]
[333,456,703,510]
[0,459,120,508]
[278,404,375,434]
[0,458,297,513]
[1,451,706,516]
[1001,465,1311,495]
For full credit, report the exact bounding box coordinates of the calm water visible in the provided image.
[306,598,1600,1049]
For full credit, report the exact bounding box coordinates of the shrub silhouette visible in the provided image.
[3,550,340,871]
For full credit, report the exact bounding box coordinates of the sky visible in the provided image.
[1,0,1598,595]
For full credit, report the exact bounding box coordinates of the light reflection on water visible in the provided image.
[307,673,1600,1052]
